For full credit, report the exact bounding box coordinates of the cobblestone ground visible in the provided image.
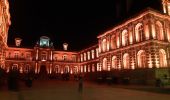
[0,80,170,100]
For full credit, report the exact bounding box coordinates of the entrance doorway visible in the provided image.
[39,65,48,79]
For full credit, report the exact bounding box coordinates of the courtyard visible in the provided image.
[0,80,170,100]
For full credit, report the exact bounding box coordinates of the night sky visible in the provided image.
[8,0,162,51]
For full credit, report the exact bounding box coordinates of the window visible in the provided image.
[97,63,100,71]
[84,53,86,61]
[159,49,167,68]
[14,53,19,59]
[111,35,117,49]
[122,30,128,46]
[155,21,164,40]
[123,53,130,69]
[91,50,95,59]
[137,50,146,68]
[87,51,90,60]
[21,53,24,58]
[81,54,83,62]
[102,39,107,52]
[72,55,76,62]
[41,53,47,61]
[88,65,91,72]
[63,55,67,61]
[135,23,145,42]
[112,56,117,69]
[92,64,95,72]
[64,66,69,73]
[84,65,87,73]
[103,58,107,71]
[55,65,60,73]
[96,48,99,58]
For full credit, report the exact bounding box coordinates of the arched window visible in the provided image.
[135,23,145,42]
[137,50,146,68]
[54,65,60,73]
[64,66,69,73]
[155,21,164,40]
[102,39,107,52]
[112,56,117,69]
[159,49,167,68]
[103,58,107,71]
[122,30,128,46]
[123,53,130,69]
[111,35,117,49]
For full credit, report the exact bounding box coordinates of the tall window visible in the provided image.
[137,50,146,68]
[84,53,86,61]
[123,53,130,69]
[92,64,95,72]
[14,53,19,59]
[135,23,145,42]
[122,30,128,46]
[102,39,107,52]
[103,58,107,71]
[64,66,69,73]
[96,48,99,58]
[84,65,87,73]
[55,65,60,73]
[88,65,91,72]
[111,35,117,49]
[81,54,83,62]
[155,21,164,40]
[87,51,90,60]
[159,49,167,68]
[112,56,117,69]
[91,50,95,59]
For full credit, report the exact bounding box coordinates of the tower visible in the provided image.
[162,0,170,15]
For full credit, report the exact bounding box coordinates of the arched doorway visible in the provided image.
[39,65,48,79]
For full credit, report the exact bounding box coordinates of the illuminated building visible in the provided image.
[1,0,170,84]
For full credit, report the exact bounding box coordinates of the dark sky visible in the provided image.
[8,0,162,51]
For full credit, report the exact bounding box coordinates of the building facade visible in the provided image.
[1,0,170,84]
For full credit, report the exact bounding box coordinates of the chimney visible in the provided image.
[15,38,22,47]
[63,43,68,51]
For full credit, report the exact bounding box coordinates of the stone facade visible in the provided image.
[0,0,170,84]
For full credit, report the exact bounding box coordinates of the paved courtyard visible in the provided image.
[0,80,170,100]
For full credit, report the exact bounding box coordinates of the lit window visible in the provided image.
[102,39,107,52]
[87,51,90,60]
[96,48,99,58]
[91,50,95,59]
[155,21,164,41]
[88,65,90,72]
[84,65,87,73]
[112,56,117,69]
[135,23,145,42]
[122,30,128,46]
[92,64,95,72]
[103,58,107,71]
[123,53,130,69]
[159,49,167,68]
[84,53,86,61]
[111,35,117,49]
[81,54,83,62]
[137,50,146,68]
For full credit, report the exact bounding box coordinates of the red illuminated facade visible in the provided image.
[1,0,170,84]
